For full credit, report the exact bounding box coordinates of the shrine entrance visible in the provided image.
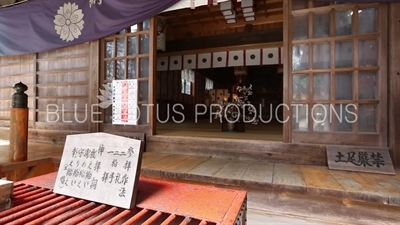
[155,64,284,141]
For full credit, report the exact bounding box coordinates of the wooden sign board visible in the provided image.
[53,132,144,209]
[327,146,395,175]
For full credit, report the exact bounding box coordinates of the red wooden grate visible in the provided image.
[0,183,218,225]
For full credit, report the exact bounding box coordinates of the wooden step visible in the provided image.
[140,152,400,207]
[146,135,327,166]
[246,188,400,225]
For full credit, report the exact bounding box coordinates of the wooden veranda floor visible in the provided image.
[156,118,283,141]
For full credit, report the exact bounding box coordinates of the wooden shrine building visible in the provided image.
[0,0,399,170]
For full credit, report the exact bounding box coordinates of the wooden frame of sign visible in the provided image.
[54,132,144,209]
[326,145,395,175]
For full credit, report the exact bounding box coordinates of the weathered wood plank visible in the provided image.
[142,154,190,178]
[147,135,327,166]
[272,163,306,193]
[185,157,230,183]
[357,172,400,206]
[212,160,251,186]
[34,122,89,132]
[141,152,171,167]
[0,142,63,167]
[23,163,59,180]
[141,151,157,159]
[241,162,274,190]
[247,188,400,225]
[161,156,210,180]
[299,165,345,198]
[28,130,84,144]
[4,168,29,182]
[328,170,389,204]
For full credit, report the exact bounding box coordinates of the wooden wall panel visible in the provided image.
[37,71,88,84]
[0,42,92,143]
[0,54,35,130]
[35,43,90,133]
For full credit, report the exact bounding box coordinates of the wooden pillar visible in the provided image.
[89,40,100,133]
[150,17,157,135]
[389,2,400,169]
[282,0,291,143]
[389,2,400,168]
[9,82,29,162]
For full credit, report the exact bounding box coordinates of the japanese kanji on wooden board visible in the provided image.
[53,132,144,209]
[326,146,395,175]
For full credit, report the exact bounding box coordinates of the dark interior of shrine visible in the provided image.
[156,64,284,141]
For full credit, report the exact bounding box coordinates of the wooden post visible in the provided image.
[282,0,291,143]
[9,82,28,162]
[389,2,400,169]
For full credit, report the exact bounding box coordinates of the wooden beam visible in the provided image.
[162,27,283,52]
[158,41,283,58]
[167,14,283,34]
[389,2,400,168]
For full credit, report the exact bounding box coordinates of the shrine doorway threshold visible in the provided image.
[155,118,283,141]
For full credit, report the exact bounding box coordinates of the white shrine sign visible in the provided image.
[53,132,144,209]
[112,79,138,125]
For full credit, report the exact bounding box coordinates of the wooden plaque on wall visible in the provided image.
[327,145,395,175]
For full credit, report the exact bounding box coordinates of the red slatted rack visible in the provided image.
[1,172,247,225]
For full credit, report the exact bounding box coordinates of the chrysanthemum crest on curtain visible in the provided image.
[54,2,85,42]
